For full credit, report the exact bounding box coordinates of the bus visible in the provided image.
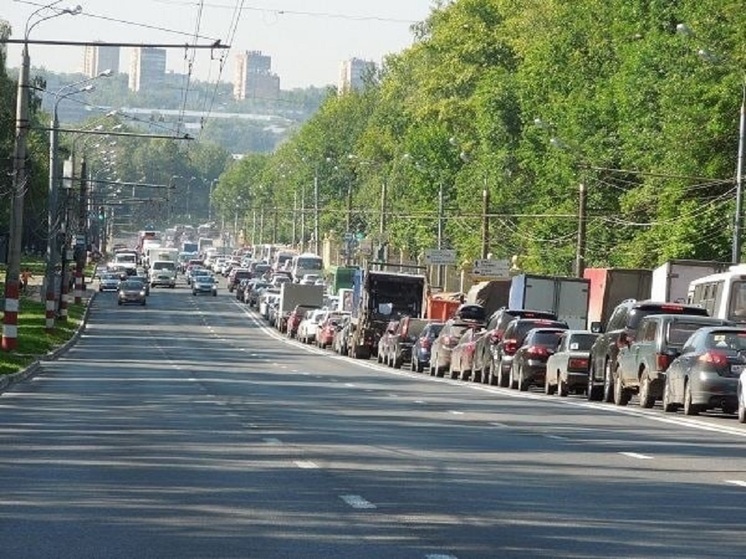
[687,264,746,323]
[291,253,324,282]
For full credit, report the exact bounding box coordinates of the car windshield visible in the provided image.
[198,276,215,284]
[120,281,141,290]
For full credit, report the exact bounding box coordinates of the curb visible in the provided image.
[0,292,97,394]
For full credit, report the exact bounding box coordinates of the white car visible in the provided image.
[297,309,328,344]
[739,370,746,423]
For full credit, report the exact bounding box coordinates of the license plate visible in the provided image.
[731,365,745,374]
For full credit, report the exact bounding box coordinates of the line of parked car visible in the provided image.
[251,295,746,425]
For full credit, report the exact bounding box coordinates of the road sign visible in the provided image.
[344,232,355,241]
[424,249,457,265]
[473,258,511,278]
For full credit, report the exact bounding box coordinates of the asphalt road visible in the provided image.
[1,278,745,558]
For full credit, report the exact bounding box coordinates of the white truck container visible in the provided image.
[651,259,731,303]
[279,283,325,318]
[508,274,590,330]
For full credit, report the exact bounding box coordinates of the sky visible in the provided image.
[4,0,437,89]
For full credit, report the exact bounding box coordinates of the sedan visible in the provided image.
[510,327,567,391]
[545,331,599,396]
[449,327,484,381]
[192,275,218,296]
[99,273,121,292]
[117,280,146,306]
[664,326,746,416]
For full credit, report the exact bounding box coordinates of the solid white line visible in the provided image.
[345,383,355,387]
[414,400,426,404]
[340,494,377,509]
[725,480,746,487]
[426,555,459,559]
[450,410,464,415]
[619,451,653,460]
[294,460,319,469]
[263,437,282,445]
[490,422,509,428]
[543,434,567,441]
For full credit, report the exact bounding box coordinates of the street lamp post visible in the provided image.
[3,1,81,350]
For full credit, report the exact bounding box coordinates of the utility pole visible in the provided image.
[272,207,278,244]
[734,85,745,263]
[74,158,87,304]
[313,173,320,255]
[346,181,353,234]
[437,183,444,287]
[44,112,60,331]
[2,42,30,351]
[292,191,298,248]
[575,182,588,278]
[481,179,490,260]
[300,184,306,253]
[378,180,388,268]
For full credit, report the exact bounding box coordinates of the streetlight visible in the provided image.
[677,23,745,263]
[2,1,82,350]
[44,81,99,330]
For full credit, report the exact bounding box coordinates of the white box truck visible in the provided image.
[508,274,590,330]
[277,283,325,332]
[651,259,730,303]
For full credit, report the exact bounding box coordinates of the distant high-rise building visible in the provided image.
[234,50,280,101]
[128,47,166,92]
[339,58,376,94]
[83,42,120,77]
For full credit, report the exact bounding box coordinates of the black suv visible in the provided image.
[473,309,558,385]
[587,299,709,402]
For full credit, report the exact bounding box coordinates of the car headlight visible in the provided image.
[140,290,146,296]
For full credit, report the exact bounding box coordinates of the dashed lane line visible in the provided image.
[619,451,654,460]
[725,480,746,488]
[340,494,377,510]
[294,460,319,469]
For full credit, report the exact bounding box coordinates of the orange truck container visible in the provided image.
[427,296,461,320]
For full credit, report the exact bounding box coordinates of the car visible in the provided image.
[510,327,568,391]
[429,321,478,377]
[286,304,321,338]
[448,326,485,381]
[664,326,746,416]
[99,272,121,292]
[545,330,599,396]
[235,278,252,301]
[384,317,433,370]
[410,322,445,373]
[316,312,348,349]
[473,309,558,386]
[332,316,353,355]
[186,267,210,285]
[588,299,710,403]
[192,274,217,296]
[117,280,146,306]
[228,268,252,292]
[615,314,733,408]
[245,280,271,307]
[128,274,151,296]
[490,317,570,387]
[298,309,327,344]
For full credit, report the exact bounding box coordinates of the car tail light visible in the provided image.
[568,357,588,370]
[655,353,673,371]
[699,351,729,368]
[442,336,451,346]
[503,338,518,355]
[526,345,549,359]
[420,338,431,350]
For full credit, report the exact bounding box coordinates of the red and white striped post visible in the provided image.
[45,285,56,331]
[74,269,83,304]
[59,274,69,322]
[1,281,20,351]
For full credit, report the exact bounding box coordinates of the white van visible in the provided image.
[291,253,324,283]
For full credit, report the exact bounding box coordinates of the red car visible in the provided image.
[449,327,484,381]
[316,312,348,349]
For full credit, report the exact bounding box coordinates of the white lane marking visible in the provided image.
[294,460,319,469]
[340,494,377,510]
[414,400,426,404]
[345,383,355,387]
[301,372,310,376]
[263,437,282,445]
[426,555,459,559]
[450,411,464,416]
[490,422,509,428]
[725,480,746,488]
[543,434,567,441]
[620,452,653,460]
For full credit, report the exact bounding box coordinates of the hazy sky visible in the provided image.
[4,0,437,88]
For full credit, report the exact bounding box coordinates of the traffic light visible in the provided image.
[98,206,105,221]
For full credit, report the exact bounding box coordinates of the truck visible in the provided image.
[650,259,731,303]
[583,268,652,329]
[198,237,214,254]
[149,260,177,288]
[277,283,325,333]
[465,280,512,317]
[327,265,359,294]
[182,241,199,254]
[349,265,428,359]
[144,245,177,270]
[507,274,590,330]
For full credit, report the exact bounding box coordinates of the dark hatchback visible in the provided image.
[510,327,568,391]
[411,322,445,373]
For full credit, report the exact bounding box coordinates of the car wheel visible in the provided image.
[544,376,553,395]
[559,378,569,397]
[410,358,417,372]
[142,300,146,306]
[499,363,510,388]
[117,300,122,306]
[508,366,517,390]
[518,366,529,392]
[683,382,700,416]
[587,363,603,401]
[639,374,655,409]
[662,379,678,413]
[377,351,383,364]
[393,355,402,369]
[603,360,615,403]
[613,371,630,406]
[449,361,458,379]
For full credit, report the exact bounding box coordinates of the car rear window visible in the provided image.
[666,321,716,346]
[568,333,598,351]
[514,320,567,341]
[531,331,564,346]
[629,305,708,330]
[706,330,746,351]
[425,324,445,338]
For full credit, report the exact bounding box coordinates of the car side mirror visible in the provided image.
[618,332,630,348]
[590,321,603,334]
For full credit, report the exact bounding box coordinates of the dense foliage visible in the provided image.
[212,0,746,274]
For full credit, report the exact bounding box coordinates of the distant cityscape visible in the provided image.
[82,43,376,100]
